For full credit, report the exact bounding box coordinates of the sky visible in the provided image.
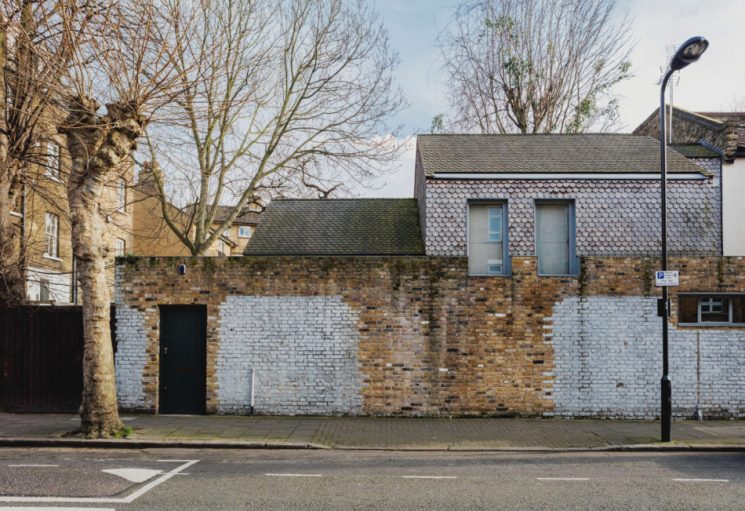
[354,0,745,198]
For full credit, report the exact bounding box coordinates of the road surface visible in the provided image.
[0,448,743,510]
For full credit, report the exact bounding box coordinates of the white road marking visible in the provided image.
[0,459,198,504]
[7,464,58,468]
[402,476,457,480]
[102,468,162,483]
[673,478,729,483]
[537,477,590,481]
[0,508,116,511]
[265,473,323,477]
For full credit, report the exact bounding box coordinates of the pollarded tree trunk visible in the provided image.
[61,97,146,438]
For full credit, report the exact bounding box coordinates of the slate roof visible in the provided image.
[212,205,260,225]
[416,134,708,177]
[182,204,260,225]
[243,199,425,256]
[669,144,721,159]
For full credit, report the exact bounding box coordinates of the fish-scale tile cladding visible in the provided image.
[423,166,721,257]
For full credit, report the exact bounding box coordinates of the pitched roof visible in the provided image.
[669,144,721,159]
[633,106,744,160]
[212,205,260,225]
[697,112,745,147]
[181,204,260,226]
[416,134,707,177]
[244,199,425,256]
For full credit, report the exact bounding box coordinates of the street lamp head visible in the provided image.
[669,36,709,71]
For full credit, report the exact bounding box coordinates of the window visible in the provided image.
[46,142,60,180]
[44,212,59,258]
[679,294,745,325]
[115,238,126,257]
[468,203,509,275]
[39,279,50,302]
[217,240,227,256]
[238,226,252,238]
[223,228,231,238]
[117,178,127,211]
[536,201,578,276]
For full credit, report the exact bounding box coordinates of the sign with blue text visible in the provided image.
[655,271,679,287]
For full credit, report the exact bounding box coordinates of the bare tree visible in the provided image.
[0,1,80,306]
[144,0,405,255]
[439,0,633,134]
[50,0,181,437]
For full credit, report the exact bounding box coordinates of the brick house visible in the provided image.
[13,132,133,304]
[131,163,260,258]
[634,106,745,255]
[114,133,745,419]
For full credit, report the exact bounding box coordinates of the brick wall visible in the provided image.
[422,174,721,258]
[115,255,745,418]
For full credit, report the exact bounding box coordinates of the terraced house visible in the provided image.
[114,133,745,420]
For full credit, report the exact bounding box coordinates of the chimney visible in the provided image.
[138,161,160,196]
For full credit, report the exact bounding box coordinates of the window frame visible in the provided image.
[116,178,127,212]
[679,293,745,327]
[467,200,511,277]
[44,212,59,259]
[45,142,61,180]
[115,238,126,257]
[534,199,579,277]
[238,226,252,238]
[39,279,51,302]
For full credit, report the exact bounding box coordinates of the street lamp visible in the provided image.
[658,36,708,443]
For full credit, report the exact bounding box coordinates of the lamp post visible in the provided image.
[658,36,708,442]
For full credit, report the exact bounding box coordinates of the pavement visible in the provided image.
[1,413,745,451]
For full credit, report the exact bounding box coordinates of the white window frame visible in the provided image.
[115,238,126,257]
[238,226,251,238]
[46,142,61,180]
[39,279,51,302]
[44,212,59,259]
[117,178,127,211]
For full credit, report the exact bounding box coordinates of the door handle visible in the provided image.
[163,347,168,355]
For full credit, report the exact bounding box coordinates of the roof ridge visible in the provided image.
[416,132,644,137]
[271,197,416,201]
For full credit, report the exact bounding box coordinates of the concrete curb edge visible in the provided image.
[1,437,745,452]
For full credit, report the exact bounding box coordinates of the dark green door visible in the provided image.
[159,306,206,414]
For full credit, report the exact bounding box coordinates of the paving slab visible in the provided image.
[0,413,744,451]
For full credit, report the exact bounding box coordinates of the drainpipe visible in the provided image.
[249,368,255,416]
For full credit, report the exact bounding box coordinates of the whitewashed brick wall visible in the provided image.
[551,296,745,418]
[114,304,148,410]
[217,295,363,415]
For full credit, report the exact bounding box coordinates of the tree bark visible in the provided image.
[61,97,146,437]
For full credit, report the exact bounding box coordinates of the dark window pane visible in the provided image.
[679,296,698,323]
[700,297,730,323]
[733,296,745,324]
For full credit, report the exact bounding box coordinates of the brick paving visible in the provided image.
[1,413,744,449]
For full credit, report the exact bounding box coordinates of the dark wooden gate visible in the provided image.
[159,305,207,414]
[0,305,116,412]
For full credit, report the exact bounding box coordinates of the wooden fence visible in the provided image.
[0,306,116,413]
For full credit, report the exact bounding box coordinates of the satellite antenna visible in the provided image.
[659,44,681,143]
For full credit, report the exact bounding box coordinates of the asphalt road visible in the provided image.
[0,448,744,510]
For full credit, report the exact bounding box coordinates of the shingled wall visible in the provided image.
[115,256,745,418]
